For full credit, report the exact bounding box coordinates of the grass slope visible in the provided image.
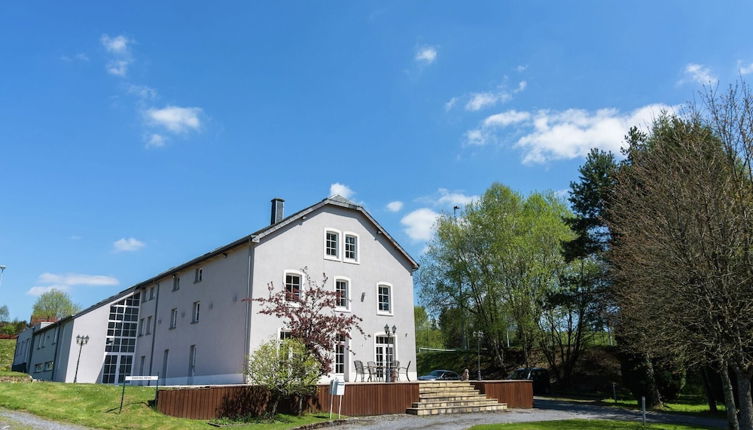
[470,419,713,430]
[0,381,332,430]
[0,338,15,371]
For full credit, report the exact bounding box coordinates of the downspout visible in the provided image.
[242,238,254,383]
[27,328,36,376]
[147,284,161,383]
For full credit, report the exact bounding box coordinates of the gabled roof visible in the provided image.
[128,196,418,291]
[251,195,419,270]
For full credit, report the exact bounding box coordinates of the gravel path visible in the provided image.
[334,399,727,430]
[0,409,90,430]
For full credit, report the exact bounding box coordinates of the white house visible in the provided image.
[13,196,419,384]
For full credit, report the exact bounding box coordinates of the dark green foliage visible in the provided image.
[618,349,686,404]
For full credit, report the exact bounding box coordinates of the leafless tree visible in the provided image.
[609,111,753,430]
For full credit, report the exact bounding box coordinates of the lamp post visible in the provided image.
[383,324,397,383]
[473,331,484,381]
[73,335,89,383]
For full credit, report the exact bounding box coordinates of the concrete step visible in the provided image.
[411,400,502,408]
[419,386,478,394]
[419,393,489,401]
[406,404,507,416]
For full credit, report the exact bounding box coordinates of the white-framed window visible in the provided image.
[138,318,144,336]
[188,345,197,383]
[146,316,152,335]
[192,301,200,323]
[45,361,53,371]
[172,275,180,291]
[279,330,292,340]
[334,277,350,310]
[284,271,302,302]
[162,349,169,384]
[377,283,392,315]
[344,233,359,263]
[170,308,178,329]
[324,229,340,260]
[52,327,57,344]
[334,334,346,375]
[149,286,155,301]
[194,268,203,283]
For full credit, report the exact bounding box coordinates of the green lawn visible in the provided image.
[0,338,15,372]
[470,419,713,430]
[0,381,335,430]
[597,396,725,416]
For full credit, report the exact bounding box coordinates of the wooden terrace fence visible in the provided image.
[155,380,533,420]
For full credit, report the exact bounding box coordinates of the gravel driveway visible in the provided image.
[0,409,90,430]
[335,398,727,430]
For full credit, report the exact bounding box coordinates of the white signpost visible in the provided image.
[329,379,345,420]
[125,376,159,381]
[120,376,160,413]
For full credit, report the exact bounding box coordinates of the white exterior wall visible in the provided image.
[132,247,250,386]
[249,205,417,382]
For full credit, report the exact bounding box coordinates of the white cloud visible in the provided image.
[101,34,133,77]
[435,188,479,207]
[27,272,119,296]
[38,273,119,286]
[401,208,440,241]
[146,106,202,134]
[681,63,717,85]
[466,92,511,111]
[386,201,404,212]
[516,65,528,72]
[127,84,157,100]
[146,134,166,148]
[739,61,753,75]
[27,285,69,297]
[113,237,146,252]
[452,79,525,112]
[101,35,130,54]
[329,183,355,199]
[483,110,531,127]
[415,46,438,64]
[465,104,677,164]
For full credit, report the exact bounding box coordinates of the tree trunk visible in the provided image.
[733,366,753,430]
[721,366,740,430]
[644,354,662,408]
[701,368,718,413]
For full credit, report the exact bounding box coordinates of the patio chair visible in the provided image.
[367,361,379,382]
[354,360,367,382]
[398,360,411,381]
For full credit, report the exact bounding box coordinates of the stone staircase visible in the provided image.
[406,381,507,415]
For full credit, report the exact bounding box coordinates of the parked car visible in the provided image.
[507,367,551,395]
[418,369,460,381]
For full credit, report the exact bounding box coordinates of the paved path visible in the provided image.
[335,399,727,430]
[0,409,89,430]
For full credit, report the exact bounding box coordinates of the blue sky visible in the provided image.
[1,1,750,320]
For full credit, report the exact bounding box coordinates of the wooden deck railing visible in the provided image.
[155,380,533,419]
